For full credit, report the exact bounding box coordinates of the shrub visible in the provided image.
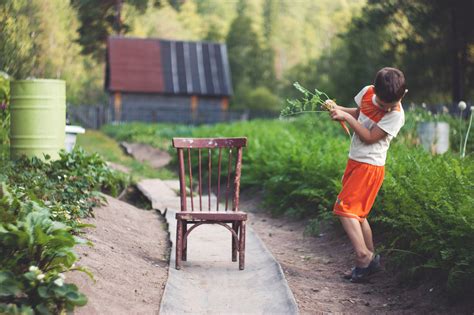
[245,87,282,113]
[1,148,127,228]
[0,148,126,313]
[0,184,88,314]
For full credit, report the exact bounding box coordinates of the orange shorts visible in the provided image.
[333,159,385,222]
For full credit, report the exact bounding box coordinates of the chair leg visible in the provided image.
[232,222,238,262]
[182,221,187,261]
[176,219,183,270]
[239,220,246,270]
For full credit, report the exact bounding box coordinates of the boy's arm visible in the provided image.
[330,109,387,144]
[325,100,359,119]
[336,106,359,119]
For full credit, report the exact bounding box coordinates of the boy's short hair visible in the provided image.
[374,67,406,103]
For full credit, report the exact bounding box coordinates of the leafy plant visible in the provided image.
[1,148,127,228]
[0,184,89,314]
[0,71,10,157]
[281,82,351,136]
[0,148,127,313]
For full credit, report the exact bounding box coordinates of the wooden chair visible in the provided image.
[172,137,248,270]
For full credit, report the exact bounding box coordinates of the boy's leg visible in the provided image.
[339,217,373,267]
[360,219,374,252]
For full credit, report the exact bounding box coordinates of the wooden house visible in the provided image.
[105,36,233,124]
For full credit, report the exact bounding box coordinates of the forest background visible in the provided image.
[1,0,473,112]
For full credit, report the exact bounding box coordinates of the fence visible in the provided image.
[67,104,113,129]
[67,104,278,129]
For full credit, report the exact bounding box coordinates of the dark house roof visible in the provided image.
[106,36,233,96]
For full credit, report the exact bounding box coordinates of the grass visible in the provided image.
[76,130,176,180]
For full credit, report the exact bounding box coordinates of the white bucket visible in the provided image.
[417,122,450,154]
[65,125,85,153]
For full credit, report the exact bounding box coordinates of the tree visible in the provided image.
[400,0,474,104]
[177,0,203,40]
[0,0,37,78]
[71,0,157,61]
[226,0,277,107]
[293,0,474,105]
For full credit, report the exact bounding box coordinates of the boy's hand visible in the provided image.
[330,108,347,121]
[324,99,338,110]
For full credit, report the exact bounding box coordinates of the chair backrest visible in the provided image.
[172,137,247,212]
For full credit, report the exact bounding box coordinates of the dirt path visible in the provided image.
[69,196,169,315]
[121,142,171,169]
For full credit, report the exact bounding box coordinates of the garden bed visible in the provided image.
[102,116,474,302]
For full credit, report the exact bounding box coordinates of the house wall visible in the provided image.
[111,93,231,124]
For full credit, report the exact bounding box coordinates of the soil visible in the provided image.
[68,196,169,315]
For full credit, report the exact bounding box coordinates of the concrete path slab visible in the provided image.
[138,179,298,315]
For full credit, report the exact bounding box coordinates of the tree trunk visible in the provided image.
[450,6,462,106]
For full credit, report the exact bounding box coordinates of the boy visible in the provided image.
[326,67,406,283]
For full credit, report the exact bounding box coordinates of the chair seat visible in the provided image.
[176,211,247,221]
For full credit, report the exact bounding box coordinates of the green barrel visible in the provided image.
[10,79,66,160]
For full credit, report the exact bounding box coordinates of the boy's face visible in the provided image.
[375,96,399,112]
[375,89,407,112]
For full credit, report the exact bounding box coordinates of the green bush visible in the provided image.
[244,87,282,113]
[1,148,127,228]
[0,148,126,313]
[0,184,88,314]
[0,71,10,158]
[376,145,474,298]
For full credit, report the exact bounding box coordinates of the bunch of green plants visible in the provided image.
[1,148,127,229]
[0,71,10,157]
[0,148,126,313]
[375,145,474,298]
[280,82,331,117]
[103,118,473,295]
[0,183,89,314]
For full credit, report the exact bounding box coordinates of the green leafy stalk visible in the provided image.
[281,82,351,136]
[280,82,331,118]
[461,108,473,158]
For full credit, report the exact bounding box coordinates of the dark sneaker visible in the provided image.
[343,254,381,281]
[368,254,381,274]
[350,266,371,283]
[343,268,354,280]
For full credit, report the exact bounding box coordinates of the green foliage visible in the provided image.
[237,86,282,113]
[293,0,474,105]
[376,145,474,298]
[76,130,175,180]
[0,0,36,79]
[0,148,126,313]
[0,72,10,154]
[0,184,89,314]
[0,0,106,105]
[104,114,474,298]
[71,0,154,61]
[1,148,127,228]
[226,12,274,98]
[280,82,330,117]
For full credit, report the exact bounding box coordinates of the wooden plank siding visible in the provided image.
[106,37,233,124]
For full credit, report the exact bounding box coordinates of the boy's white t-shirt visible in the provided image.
[348,85,405,166]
